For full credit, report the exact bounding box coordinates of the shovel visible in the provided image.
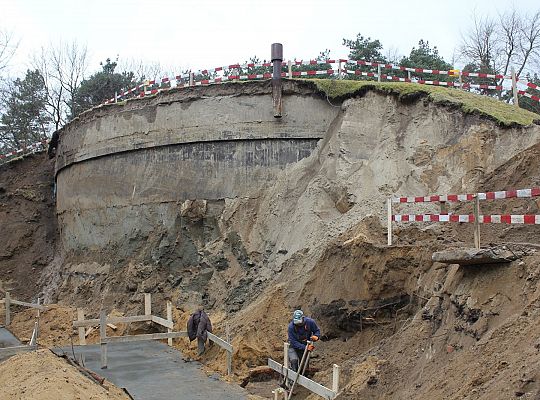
[287,340,313,399]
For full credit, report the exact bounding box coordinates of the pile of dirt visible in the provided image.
[0,349,129,399]
[0,153,57,300]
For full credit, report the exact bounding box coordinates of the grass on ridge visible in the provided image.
[309,79,540,127]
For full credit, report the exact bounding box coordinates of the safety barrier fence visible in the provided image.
[0,139,49,164]
[1,57,538,164]
[73,293,233,375]
[387,187,540,248]
[103,57,540,107]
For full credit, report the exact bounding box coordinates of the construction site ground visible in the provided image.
[53,341,248,400]
[3,85,540,399]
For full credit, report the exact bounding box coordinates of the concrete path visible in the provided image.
[54,341,248,400]
[0,327,21,349]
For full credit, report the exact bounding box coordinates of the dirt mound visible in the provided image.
[0,153,57,300]
[0,349,129,399]
[3,305,75,347]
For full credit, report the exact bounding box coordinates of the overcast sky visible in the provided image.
[1,0,539,78]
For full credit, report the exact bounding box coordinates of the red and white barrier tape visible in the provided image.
[344,59,510,80]
[100,56,536,107]
[392,214,540,224]
[346,70,503,90]
[392,188,540,203]
[518,90,540,103]
[526,81,540,91]
[0,139,49,160]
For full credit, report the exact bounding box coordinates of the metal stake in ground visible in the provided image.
[287,340,313,399]
[271,43,283,118]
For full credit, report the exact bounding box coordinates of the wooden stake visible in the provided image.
[473,195,481,249]
[511,67,519,107]
[332,364,340,394]
[144,293,151,316]
[338,60,342,80]
[226,323,232,375]
[283,342,289,370]
[5,291,10,326]
[78,308,86,345]
[100,310,107,369]
[166,301,173,347]
[377,64,381,82]
[387,199,393,246]
[287,60,292,79]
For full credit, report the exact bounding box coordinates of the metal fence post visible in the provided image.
[338,60,342,80]
[271,43,283,118]
[511,67,519,107]
[377,64,381,82]
[189,71,194,87]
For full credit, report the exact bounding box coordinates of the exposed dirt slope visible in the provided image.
[0,349,130,400]
[0,153,57,300]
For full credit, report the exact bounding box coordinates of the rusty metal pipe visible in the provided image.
[271,43,283,118]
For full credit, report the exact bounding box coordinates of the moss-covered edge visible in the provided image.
[305,79,540,127]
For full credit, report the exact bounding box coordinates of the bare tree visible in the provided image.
[384,46,403,65]
[460,7,540,77]
[0,29,18,74]
[516,10,540,76]
[116,57,174,82]
[459,13,498,72]
[33,41,88,130]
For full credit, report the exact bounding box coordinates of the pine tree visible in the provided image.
[0,69,50,150]
[71,58,136,117]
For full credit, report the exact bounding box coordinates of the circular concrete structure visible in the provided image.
[54,80,339,259]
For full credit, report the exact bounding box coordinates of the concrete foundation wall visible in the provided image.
[55,81,339,256]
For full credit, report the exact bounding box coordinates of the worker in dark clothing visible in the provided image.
[187,307,213,355]
[287,309,320,373]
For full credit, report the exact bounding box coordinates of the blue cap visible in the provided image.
[293,310,304,325]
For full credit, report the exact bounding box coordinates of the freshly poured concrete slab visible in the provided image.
[432,246,518,266]
[0,327,21,349]
[54,341,247,400]
[0,327,23,361]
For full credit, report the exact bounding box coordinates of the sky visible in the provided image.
[1,0,539,78]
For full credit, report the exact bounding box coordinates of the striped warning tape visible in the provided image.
[526,81,540,91]
[344,59,509,80]
[0,139,49,160]
[392,188,540,203]
[100,56,535,107]
[518,90,540,103]
[392,214,540,224]
[346,70,503,90]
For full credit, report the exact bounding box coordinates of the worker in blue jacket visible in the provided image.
[287,309,320,373]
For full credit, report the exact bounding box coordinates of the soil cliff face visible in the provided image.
[0,153,56,299]
[4,81,540,399]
